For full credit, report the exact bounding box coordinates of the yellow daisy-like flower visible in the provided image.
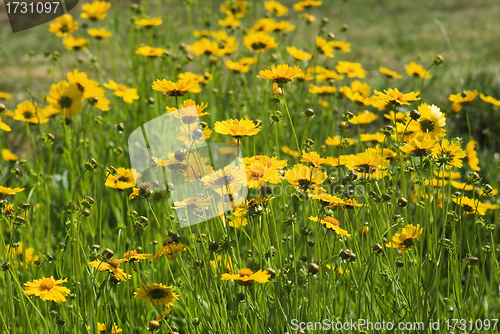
[178,72,212,86]
[0,118,11,132]
[0,185,24,196]
[153,241,187,261]
[300,150,336,168]
[218,15,240,28]
[432,139,467,170]
[373,88,420,106]
[88,323,122,334]
[309,193,344,207]
[349,110,378,125]
[479,93,500,106]
[7,242,39,267]
[63,36,89,51]
[214,119,261,138]
[265,1,288,16]
[88,259,131,281]
[221,268,270,285]
[49,14,78,37]
[0,91,13,100]
[465,141,480,171]
[46,81,84,118]
[80,0,111,20]
[379,66,402,79]
[360,133,385,143]
[405,61,431,79]
[187,38,222,56]
[134,17,162,27]
[226,205,248,228]
[220,0,248,18]
[85,86,110,111]
[9,100,49,124]
[406,103,446,141]
[24,277,71,304]
[450,181,474,192]
[303,13,316,23]
[122,250,152,262]
[258,64,302,84]
[285,164,328,191]
[449,90,478,113]
[452,196,490,215]
[386,224,423,253]
[166,99,208,121]
[309,216,350,237]
[336,61,366,79]
[134,283,179,306]
[2,149,19,162]
[225,60,250,73]
[384,110,406,122]
[173,196,212,210]
[105,168,139,190]
[244,32,278,53]
[135,46,166,57]
[281,145,300,157]
[286,46,312,60]
[309,84,336,95]
[400,137,438,156]
[345,148,389,174]
[103,80,139,103]
[294,0,322,11]
[245,162,282,188]
[325,136,354,147]
[328,41,351,53]
[315,36,334,58]
[243,155,287,169]
[67,69,98,97]
[87,28,112,39]
[151,78,200,96]
[316,69,344,82]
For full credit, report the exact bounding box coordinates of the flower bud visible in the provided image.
[308,262,319,275]
[409,109,421,121]
[148,320,160,331]
[305,108,315,117]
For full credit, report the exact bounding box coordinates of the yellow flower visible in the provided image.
[46,81,84,118]
[265,1,288,16]
[24,277,71,304]
[286,46,312,60]
[360,133,385,143]
[63,36,89,51]
[349,110,378,125]
[309,216,350,237]
[221,268,270,285]
[49,14,78,37]
[218,15,240,28]
[134,17,162,27]
[300,151,335,168]
[220,0,248,18]
[152,78,200,96]
[85,86,110,111]
[2,149,19,162]
[400,137,438,156]
[315,36,334,58]
[178,72,212,85]
[89,259,131,281]
[153,242,187,261]
[166,99,208,121]
[281,145,300,157]
[309,84,336,95]
[134,283,179,306]
[105,168,139,190]
[294,0,322,11]
[432,139,466,170]
[214,119,260,138]
[336,61,366,78]
[87,28,112,39]
[449,90,478,113]
[135,45,166,57]
[245,162,282,188]
[225,60,250,73]
[103,80,139,103]
[318,99,329,107]
[465,141,480,171]
[258,64,302,84]
[328,41,351,53]
[0,186,24,196]
[405,61,431,79]
[325,136,354,147]
[406,103,446,141]
[303,13,316,23]
[384,110,406,122]
[379,66,402,79]
[345,148,389,174]
[450,181,474,192]
[201,163,247,196]
[226,205,249,227]
[88,323,122,334]
[452,196,490,215]
[386,224,423,253]
[0,91,13,100]
[210,255,234,273]
[244,32,278,53]
[480,93,500,106]
[122,250,152,262]
[187,38,222,56]
[7,242,39,267]
[373,88,420,106]
[81,0,111,20]
[309,193,344,207]
[9,100,49,124]
[67,69,98,97]
[285,164,328,191]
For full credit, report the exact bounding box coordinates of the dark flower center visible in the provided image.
[118,175,130,182]
[462,204,474,213]
[420,119,435,132]
[23,111,34,119]
[251,42,267,51]
[59,96,72,108]
[149,288,168,299]
[403,238,415,248]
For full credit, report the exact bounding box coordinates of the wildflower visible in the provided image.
[122,250,152,262]
[432,139,466,170]
[134,283,179,306]
[187,38,222,56]
[318,99,329,107]
[88,323,122,334]
[46,81,83,118]
[225,60,250,73]
[345,148,389,175]
[303,13,316,23]
[214,119,261,138]
[201,163,247,196]
[153,241,187,260]
[24,277,71,303]
[465,141,480,171]
[87,28,112,39]
[384,110,405,122]
[49,14,78,37]
[450,181,474,191]
[104,80,140,103]
[218,15,240,28]
[452,196,489,215]
[88,259,131,281]
[309,84,336,95]
[151,78,200,96]
[244,32,278,52]
[178,72,212,86]
[406,103,446,141]
[166,99,208,121]
[63,36,89,50]
[336,61,366,78]
[309,193,344,207]
[405,61,431,79]
[286,46,312,60]
[265,1,288,16]
[258,64,302,84]
[220,0,248,18]
[400,137,438,156]
[379,66,402,79]
[134,17,162,27]
[210,255,234,273]
[0,92,13,100]
[80,1,111,20]
[449,90,478,113]
[0,186,24,197]
[135,46,167,57]
[480,93,500,106]
[244,155,287,169]
[300,151,335,168]
[285,164,328,191]
[373,88,420,106]
[7,242,39,267]
[221,268,270,285]
[348,110,378,125]
[386,224,423,253]
[85,86,110,111]
[309,216,350,237]
[281,145,300,157]
[315,36,334,58]
[325,136,354,147]
[315,69,344,82]
[173,196,212,211]
[245,162,282,188]
[105,168,138,189]
[2,149,19,162]
[294,0,322,11]
[9,101,49,124]
[328,41,351,53]
[360,133,385,143]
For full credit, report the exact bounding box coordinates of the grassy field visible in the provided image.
[1,0,500,333]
